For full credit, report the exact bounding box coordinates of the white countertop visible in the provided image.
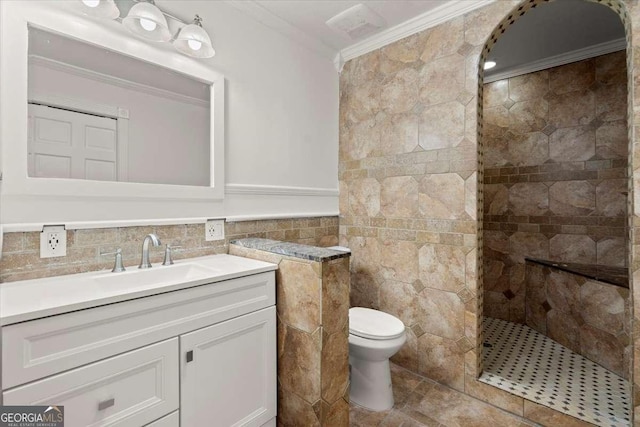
[1,254,277,325]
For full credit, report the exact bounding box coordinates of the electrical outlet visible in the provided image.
[205,219,225,241]
[40,225,67,258]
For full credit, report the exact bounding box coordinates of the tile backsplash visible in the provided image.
[0,217,339,283]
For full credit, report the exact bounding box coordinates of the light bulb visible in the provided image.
[484,61,497,70]
[82,0,100,7]
[187,39,202,51]
[139,18,157,32]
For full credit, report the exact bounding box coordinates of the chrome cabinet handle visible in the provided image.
[98,398,115,411]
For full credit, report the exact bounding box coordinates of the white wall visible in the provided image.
[29,62,210,187]
[0,0,339,226]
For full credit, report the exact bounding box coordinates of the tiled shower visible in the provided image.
[481,50,631,425]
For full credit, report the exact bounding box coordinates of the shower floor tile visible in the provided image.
[479,317,630,427]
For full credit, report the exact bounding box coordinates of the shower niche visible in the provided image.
[479,1,631,425]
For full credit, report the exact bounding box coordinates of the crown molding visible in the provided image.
[225,183,339,197]
[224,0,336,60]
[484,37,626,83]
[339,0,495,63]
[29,55,210,108]
[226,212,339,222]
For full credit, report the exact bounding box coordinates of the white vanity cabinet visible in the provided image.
[1,255,277,427]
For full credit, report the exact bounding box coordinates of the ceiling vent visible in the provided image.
[326,4,386,40]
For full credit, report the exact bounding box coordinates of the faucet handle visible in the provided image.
[101,248,126,273]
[162,245,182,266]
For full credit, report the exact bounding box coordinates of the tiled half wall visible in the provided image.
[0,217,339,283]
[483,51,629,324]
[526,261,630,379]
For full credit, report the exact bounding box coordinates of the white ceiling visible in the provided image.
[249,0,449,51]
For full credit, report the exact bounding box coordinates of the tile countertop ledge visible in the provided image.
[230,238,350,262]
[0,254,277,326]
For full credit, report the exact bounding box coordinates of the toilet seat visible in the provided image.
[349,307,405,340]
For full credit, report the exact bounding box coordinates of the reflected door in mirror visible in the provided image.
[28,104,118,181]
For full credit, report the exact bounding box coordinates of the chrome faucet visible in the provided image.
[139,233,161,269]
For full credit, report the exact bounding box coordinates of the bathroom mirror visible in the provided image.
[0,1,225,224]
[28,27,211,187]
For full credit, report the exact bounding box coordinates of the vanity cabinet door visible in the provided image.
[180,306,276,427]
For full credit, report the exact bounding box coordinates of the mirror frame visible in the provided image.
[1,2,225,210]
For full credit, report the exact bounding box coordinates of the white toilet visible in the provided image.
[348,307,407,411]
[325,246,407,411]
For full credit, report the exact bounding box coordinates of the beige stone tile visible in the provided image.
[509,232,549,263]
[419,173,466,219]
[417,334,465,391]
[321,329,349,404]
[595,51,627,86]
[523,400,595,427]
[2,233,23,253]
[379,239,419,284]
[549,125,595,162]
[419,102,465,151]
[278,385,320,427]
[549,234,596,264]
[345,80,381,123]
[580,324,627,376]
[322,257,350,334]
[277,259,321,333]
[379,112,419,155]
[74,228,118,247]
[596,119,629,159]
[596,178,628,217]
[509,182,549,216]
[349,178,381,217]
[596,236,627,267]
[379,280,420,327]
[595,82,628,122]
[508,98,548,134]
[508,131,549,166]
[548,90,595,129]
[419,53,465,106]
[484,184,509,215]
[278,321,321,404]
[464,375,524,416]
[418,244,466,292]
[382,68,420,114]
[418,17,464,63]
[509,70,549,103]
[350,403,391,427]
[381,409,442,427]
[549,181,595,216]
[380,176,419,218]
[484,80,509,108]
[403,383,529,427]
[549,59,595,95]
[321,398,349,427]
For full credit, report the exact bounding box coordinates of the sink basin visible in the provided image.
[93,262,218,290]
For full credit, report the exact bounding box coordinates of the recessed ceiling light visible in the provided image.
[484,61,497,70]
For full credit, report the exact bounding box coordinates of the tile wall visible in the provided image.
[228,243,350,427]
[0,217,339,283]
[526,261,630,379]
[483,52,629,324]
[339,0,639,422]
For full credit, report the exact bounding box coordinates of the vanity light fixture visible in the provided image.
[79,0,120,19]
[76,0,215,59]
[122,0,171,42]
[484,60,497,70]
[173,15,215,59]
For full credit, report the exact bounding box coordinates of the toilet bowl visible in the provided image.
[348,307,406,411]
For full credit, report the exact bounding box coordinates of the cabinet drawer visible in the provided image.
[3,271,275,389]
[146,411,179,427]
[4,338,179,427]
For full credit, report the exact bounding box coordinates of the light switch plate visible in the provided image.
[205,219,225,241]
